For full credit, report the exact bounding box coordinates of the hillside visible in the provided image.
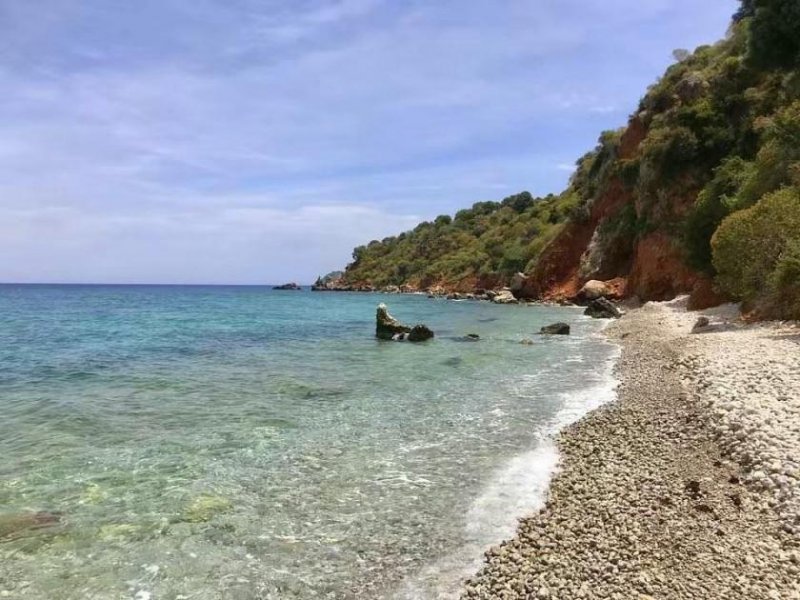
[340,0,800,319]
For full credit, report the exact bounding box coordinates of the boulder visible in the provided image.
[491,290,518,305]
[691,316,710,333]
[408,325,435,342]
[376,303,411,340]
[466,333,480,340]
[584,297,622,319]
[273,282,301,290]
[540,322,571,335]
[510,273,530,295]
[577,280,611,302]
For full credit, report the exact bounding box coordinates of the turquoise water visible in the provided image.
[0,285,617,599]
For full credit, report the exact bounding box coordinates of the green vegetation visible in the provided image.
[712,188,800,316]
[343,1,800,318]
[344,191,577,289]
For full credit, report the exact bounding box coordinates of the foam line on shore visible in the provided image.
[395,336,620,599]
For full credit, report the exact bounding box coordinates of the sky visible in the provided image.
[0,0,737,284]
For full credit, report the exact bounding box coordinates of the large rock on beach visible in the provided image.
[691,316,710,333]
[491,290,518,305]
[510,273,530,296]
[577,280,612,302]
[584,297,621,319]
[540,322,571,335]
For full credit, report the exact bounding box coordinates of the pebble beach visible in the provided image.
[462,299,800,600]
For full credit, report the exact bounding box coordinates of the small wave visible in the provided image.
[396,337,620,599]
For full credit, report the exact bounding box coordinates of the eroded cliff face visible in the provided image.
[520,112,725,305]
[522,118,651,301]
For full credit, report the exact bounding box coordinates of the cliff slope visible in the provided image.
[340,1,800,319]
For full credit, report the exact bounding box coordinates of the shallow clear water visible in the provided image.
[0,285,617,599]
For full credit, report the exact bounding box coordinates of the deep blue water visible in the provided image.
[0,285,617,600]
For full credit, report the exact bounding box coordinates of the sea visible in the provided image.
[0,284,618,600]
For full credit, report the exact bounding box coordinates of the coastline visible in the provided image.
[462,300,800,599]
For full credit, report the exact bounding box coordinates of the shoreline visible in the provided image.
[462,300,800,599]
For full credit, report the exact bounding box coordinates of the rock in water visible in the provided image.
[0,511,62,540]
[376,304,434,342]
[691,316,711,333]
[273,282,301,290]
[584,297,622,319]
[540,322,571,335]
[408,325,435,342]
[376,303,411,340]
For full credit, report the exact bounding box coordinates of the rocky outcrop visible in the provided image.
[510,273,530,298]
[273,282,301,290]
[375,304,433,342]
[584,298,622,319]
[540,322,571,335]
[376,303,411,340]
[408,325,434,342]
[520,118,647,302]
[312,271,347,291]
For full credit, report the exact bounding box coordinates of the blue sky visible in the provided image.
[1,0,737,284]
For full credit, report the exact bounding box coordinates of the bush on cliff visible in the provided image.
[712,187,800,316]
[746,0,800,69]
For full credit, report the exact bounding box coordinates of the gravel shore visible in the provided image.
[462,300,800,600]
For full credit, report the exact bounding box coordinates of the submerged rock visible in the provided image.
[0,511,62,540]
[182,495,232,523]
[540,322,571,335]
[584,297,622,319]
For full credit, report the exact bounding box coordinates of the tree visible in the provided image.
[747,0,800,69]
[734,0,755,22]
[673,49,691,63]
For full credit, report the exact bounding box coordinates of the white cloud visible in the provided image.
[0,0,737,283]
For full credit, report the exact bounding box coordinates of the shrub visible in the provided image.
[712,187,800,309]
[684,157,753,272]
[770,240,800,318]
